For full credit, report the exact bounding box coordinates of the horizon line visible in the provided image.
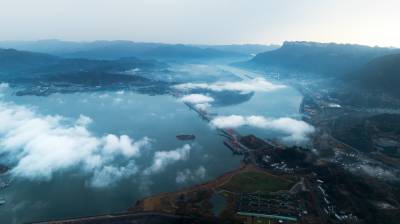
[0,38,399,49]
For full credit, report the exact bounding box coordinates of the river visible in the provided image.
[0,65,303,223]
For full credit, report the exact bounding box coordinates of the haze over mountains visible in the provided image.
[0,47,172,97]
[1,39,400,223]
[0,48,163,73]
[242,41,400,76]
[2,0,400,222]
[0,40,277,60]
[238,41,400,101]
[1,39,400,100]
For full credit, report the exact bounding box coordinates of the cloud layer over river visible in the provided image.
[0,84,192,187]
[174,77,285,93]
[211,115,314,142]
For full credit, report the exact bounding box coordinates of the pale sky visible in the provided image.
[0,0,399,47]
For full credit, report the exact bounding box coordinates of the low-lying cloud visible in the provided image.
[103,134,149,157]
[180,94,214,104]
[0,85,195,187]
[174,78,285,93]
[143,144,192,175]
[0,100,153,187]
[175,166,206,184]
[180,94,214,110]
[90,161,138,188]
[211,115,315,142]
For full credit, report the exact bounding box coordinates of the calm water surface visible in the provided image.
[0,67,302,223]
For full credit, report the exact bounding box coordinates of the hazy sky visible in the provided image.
[1,0,399,47]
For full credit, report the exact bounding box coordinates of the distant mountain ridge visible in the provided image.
[0,47,165,82]
[139,44,244,59]
[0,40,161,56]
[195,44,280,55]
[0,40,265,60]
[0,47,171,96]
[0,47,152,74]
[242,41,399,76]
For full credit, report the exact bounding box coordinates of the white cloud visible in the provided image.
[211,115,315,142]
[180,94,214,104]
[0,99,150,187]
[173,78,285,93]
[144,144,191,175]
[179,94,214,110]
[0,83,9,98]
[175,171,188,184]
[194,103,211,110]
[176,166,206,184]
[113,97,123,103]
[76,114,93,126]
[98,93,109,99]
[0,83,9,91]
[211,115,246,128]
[0,84,199,187]
[103,134,150,157]
[90,161,138,188]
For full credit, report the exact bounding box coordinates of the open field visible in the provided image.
[220,170,295,193]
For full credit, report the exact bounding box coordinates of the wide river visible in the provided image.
[0,65,303,223]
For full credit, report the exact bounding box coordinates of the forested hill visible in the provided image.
[344,53,400,98]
